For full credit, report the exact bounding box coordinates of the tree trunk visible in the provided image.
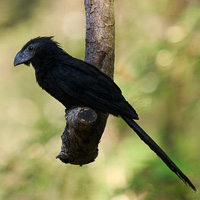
[56,0,115,165]
[84,0,115,78]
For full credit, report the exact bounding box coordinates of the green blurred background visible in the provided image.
[0,0,199,199]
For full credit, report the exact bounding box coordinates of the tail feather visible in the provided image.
[122,116,197,192]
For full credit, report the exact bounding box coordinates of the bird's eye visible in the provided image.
[28,45,33,51]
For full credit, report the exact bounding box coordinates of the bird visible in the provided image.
[14,36,196,191]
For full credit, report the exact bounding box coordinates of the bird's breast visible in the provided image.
[35,68,70,107]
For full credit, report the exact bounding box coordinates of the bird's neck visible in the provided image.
[31,49,71,71]
[31,55,53,70]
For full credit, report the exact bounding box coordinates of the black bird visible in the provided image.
[14,36,196,191]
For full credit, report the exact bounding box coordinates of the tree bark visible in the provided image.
[84,0,115,78]
[56,0,115,165]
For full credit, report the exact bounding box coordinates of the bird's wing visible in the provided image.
[52,57,138,119]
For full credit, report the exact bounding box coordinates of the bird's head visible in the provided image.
[14,36,61,67]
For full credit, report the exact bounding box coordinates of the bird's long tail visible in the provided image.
[122,115,197,192]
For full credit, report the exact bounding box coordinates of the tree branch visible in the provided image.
[56,0,115,165]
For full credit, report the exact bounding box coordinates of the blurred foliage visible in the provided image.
[0,0,38,28]
[0,0,200,199]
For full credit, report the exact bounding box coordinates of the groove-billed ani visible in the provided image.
[14,37,196,191]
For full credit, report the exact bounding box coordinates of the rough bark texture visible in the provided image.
[85,0,115,78]
[56,0,115,165]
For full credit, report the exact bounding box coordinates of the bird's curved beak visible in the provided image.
[14,51,22,66]
[14,50,32,67]
[14,51,25,66]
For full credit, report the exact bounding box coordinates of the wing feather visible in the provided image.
[52,57,138,119]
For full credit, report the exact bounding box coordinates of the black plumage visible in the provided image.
[14,37,196,191]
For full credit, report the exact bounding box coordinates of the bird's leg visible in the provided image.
[65,108,69,122]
